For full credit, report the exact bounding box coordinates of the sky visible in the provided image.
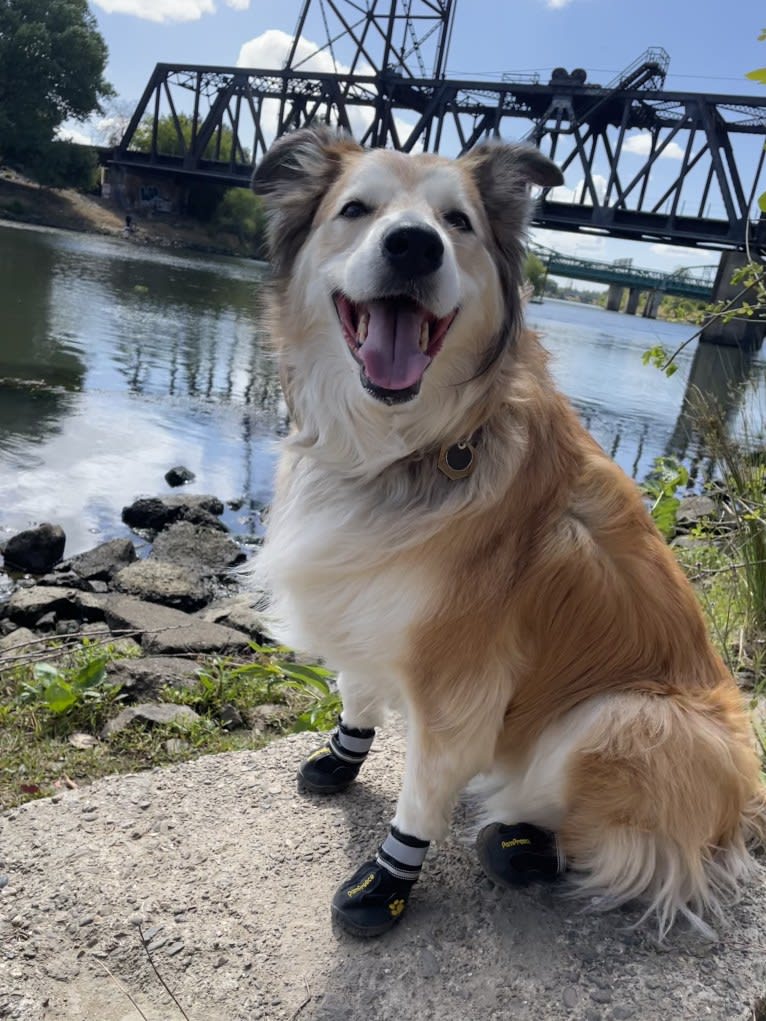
[71,0,766,279]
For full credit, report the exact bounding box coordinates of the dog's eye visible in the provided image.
[444,209,472,232]
[339,200,371,220]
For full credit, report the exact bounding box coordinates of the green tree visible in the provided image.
[524,252,548,296]
[211,189,266,255]
[0,0,113,162]
[130,114,250,164]
[25,139,98,190]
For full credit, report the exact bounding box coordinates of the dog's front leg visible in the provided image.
[332,717,497,937]
[298,670,384,793]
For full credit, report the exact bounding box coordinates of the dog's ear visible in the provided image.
[252,127,362,275]
[460,142,563,257]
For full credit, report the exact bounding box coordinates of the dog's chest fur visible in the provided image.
[260,456,437,676]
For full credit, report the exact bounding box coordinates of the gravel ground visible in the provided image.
[1,731,765,1021]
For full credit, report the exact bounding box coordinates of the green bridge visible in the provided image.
[530,244,716,301]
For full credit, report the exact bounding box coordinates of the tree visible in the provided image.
[25,139,98,190]
[131,114,250,164]
[524,252,548,296]
[0,0,113,162]
[211,189,266,255]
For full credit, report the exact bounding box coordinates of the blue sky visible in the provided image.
[79,0,766,278]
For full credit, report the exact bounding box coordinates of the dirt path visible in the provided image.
[1,730,765,1021]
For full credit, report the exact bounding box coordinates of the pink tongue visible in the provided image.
[358,301,430,390]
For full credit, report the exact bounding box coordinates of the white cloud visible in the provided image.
[55,125,94,145]
[547,0,574,6]
[623,132,684,160]
[548,173,608,205]
[224,0,250,8]
[237,30,417,150]
[92,0,214,23]
[532,227,607,259]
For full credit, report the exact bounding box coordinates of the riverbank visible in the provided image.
[0,490,338,813]
[0,170,248,258]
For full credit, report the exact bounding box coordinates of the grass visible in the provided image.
[0,637,339,810]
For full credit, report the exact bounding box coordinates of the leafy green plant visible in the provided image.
[275,662,342,732]
[641,456,689,538]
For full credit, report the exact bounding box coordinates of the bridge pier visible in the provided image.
[625,288,641,315]
[606,284,624,312]
[701,251,765,349]
[642,290,662,319]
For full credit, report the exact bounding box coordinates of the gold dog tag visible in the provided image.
[437,440,476,481]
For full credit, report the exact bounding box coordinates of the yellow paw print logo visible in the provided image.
[388,899,406,918]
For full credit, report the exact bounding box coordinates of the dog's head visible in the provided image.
[253,128,562,465]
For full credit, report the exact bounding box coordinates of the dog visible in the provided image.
[251,126,765,939]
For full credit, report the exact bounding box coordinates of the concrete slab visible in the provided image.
[1,732,764,1021]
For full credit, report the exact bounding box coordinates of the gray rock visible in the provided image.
[676,494,717,526]
[106,656,201,699]
[195,595,272,639]
[37,570,91,590]
[164,466,196,487]
[101,703,201,738]
[113,561,212,612]
[122,495,225,535]
[6,586,81,626]
[2,523,65,575]
[0,627,38,660]
[152,522,246,576]
[64,539,137,582]
[103,595,250,655]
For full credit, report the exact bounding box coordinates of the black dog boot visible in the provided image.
[476,822,566,888]
[331,827,429,937]
[297,719,375,794]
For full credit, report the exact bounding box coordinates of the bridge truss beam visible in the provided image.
[113,63,766,252]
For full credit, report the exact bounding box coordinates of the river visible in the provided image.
[1,221,764,565]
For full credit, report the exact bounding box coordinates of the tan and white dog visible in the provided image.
[252,127,765,939]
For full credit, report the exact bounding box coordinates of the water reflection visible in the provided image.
[0,228,85,455]
[2,224,766,557]
[0,223,281,554]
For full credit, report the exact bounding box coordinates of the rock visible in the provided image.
[37,570,92,591]
[100,703,201,738]
[676,495,717,527]
[152,522,246,575]
[164,466,196,487]
[106,656,201,699]
[2,523,65,574]
[5,586,81,626]
[64,539,137,582]
[113,561,212,612]
[195,594,272,639]
[0,627,38,661]
[34,611,57,631]
[103,595,250,655]
[218,703,243,729]
[122,496,226,535]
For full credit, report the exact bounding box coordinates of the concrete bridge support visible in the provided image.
[625,288,641,315]
[701,251,765,349]
[642,290,663,319]
[606,284,624,312]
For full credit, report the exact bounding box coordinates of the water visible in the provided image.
[1,221,765,565]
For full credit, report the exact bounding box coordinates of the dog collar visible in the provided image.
[437,434,479,481]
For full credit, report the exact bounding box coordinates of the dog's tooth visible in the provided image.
[419,319,430,352]
[357,311,369,343]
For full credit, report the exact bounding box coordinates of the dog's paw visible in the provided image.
[476,822,566,889]
[331,859,416,937]
[297,743,363,794]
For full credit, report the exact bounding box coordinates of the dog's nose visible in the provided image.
[382,225,444,278]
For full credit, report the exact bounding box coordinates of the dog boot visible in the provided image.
[476,822,566,888]
[331,827,429,937]
[297,720,375,793]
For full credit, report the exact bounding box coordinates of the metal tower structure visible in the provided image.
[113,0,766,252]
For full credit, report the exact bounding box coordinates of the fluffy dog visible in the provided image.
[251,127,765,938]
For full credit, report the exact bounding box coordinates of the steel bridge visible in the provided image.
[530,245,716,299]
[112,0,766,253]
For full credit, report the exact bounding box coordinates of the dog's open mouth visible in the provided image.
[334,293,458,404]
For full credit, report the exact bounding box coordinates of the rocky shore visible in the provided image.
[0,484,271,741]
